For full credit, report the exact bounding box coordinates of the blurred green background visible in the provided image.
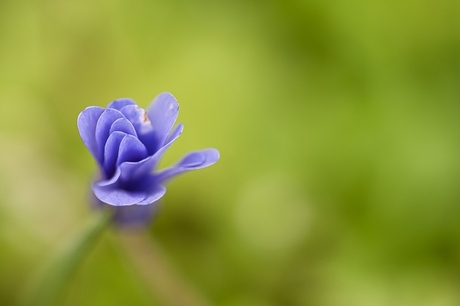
[1,0,460,305]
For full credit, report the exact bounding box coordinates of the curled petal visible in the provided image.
[103,132,126,179]
[107,98,136,110]
[155,148,220,183]
[119,105,153,134]
[119,104,159,154]
[117,135,148,166]
[95,109,125,163]
[117,122,184,183]
[110,118,137,136]
[147,93,179,148]
[118,157,156,184]
[92,170,146,206]
[136,183,167,205]
[93,185,147,206]
[92,168,167,207]
[77,106,105,162]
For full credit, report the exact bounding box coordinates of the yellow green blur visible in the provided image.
[0,0,459,305]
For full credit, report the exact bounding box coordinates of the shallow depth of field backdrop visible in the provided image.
[1,1,460,305]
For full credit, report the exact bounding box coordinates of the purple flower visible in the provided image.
[77,92,219,223]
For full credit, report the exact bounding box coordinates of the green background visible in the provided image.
[1,0,460,305]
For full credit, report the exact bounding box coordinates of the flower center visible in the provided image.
[142,111,150,123]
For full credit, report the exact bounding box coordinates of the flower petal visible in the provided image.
[117,122,184,182]
[95,108,125,163]
[166,123,184,144]
[147,92,179,148]
[107,98,136,110]
[155,148,220,183]
[77,106,105,162]
[118,157,156,184]
[136,183,167,205]
[92,169,147,206]
[103,132,126,179]
[119,105,153,134]
[92,168,166,207]
[110,118,137,137]
[119,104,159,154]
[117,134,148,166]
[93,185,147,206]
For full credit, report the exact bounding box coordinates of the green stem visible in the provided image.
[19,208,113,306]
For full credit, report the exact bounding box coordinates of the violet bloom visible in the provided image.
[77,93,219,224]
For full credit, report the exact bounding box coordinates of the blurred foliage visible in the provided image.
[1,0,460,305]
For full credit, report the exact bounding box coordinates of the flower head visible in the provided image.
[77,93,219,223]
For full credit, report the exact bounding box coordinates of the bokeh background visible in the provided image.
[1,0,460,305]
